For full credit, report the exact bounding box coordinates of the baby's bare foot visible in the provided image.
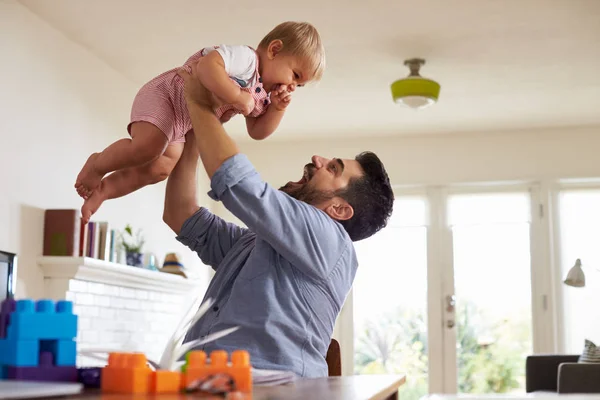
[81,184,106,224]
[75,153,103,196]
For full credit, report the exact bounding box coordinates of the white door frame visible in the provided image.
[432,183,555,393]
[425,187,458,393]
[549,179,600,353]
[425,186,447,394]
[337,182,558,392]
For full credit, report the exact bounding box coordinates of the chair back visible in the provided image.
[326,338,342,376]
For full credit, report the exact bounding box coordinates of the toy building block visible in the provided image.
[5,351,77,382]
[40,339,76,366]
[150,370,183,394]
[0,338,39,366]
[0,299,77,369]
[101,353,152,394]
[184,350,252,392]
[0,298,16,339]
[6,299,77,340]
[77,367,102,388]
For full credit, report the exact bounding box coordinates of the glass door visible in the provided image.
[445,191,534,394]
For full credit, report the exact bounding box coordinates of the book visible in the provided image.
[43,209,81,256]
[86,222,95,258]
[92,222,101,259]
[78,221,88,257]
[108,229,116,262]
[97,222,110,261]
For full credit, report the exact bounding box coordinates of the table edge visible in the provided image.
[369,375,407,400]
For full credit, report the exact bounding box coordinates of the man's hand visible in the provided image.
[234,91,255,116]
[270,85,293,111]
[178,68,213,108]
[220,109,237,123]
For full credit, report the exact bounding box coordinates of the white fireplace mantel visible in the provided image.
[38,256,200,295]
[37,256,203,365]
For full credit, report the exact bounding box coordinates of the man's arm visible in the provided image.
[163,132,247,270]
[178,69,349,280]
[162,133,201,234]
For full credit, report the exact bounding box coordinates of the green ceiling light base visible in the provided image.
[391,58,441,109]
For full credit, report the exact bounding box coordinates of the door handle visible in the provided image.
[446,294,456,313]
[446,294,456,329]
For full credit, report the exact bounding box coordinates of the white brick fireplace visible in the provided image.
[38,256,203,366]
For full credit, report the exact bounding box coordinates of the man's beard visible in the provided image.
[280,182,335,205]
[279,163,336,205]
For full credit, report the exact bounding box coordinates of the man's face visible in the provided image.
[280,155,364,210]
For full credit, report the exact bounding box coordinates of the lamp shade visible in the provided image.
[564,259,585,288]
[390,76,441,109]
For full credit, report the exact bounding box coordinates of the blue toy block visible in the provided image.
[0,338,39,366]
[40,340,77,366]
[0,299,16,339]
[6,299,77,340]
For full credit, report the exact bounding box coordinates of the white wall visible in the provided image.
[0,1,209,299]
[237,125,600,186]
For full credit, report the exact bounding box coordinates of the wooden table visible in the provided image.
[69,375,405,400]
[421,396,600,400]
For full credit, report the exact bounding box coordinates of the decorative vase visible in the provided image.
[125,251,143,267]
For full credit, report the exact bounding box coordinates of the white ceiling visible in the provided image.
[19,0,600,141]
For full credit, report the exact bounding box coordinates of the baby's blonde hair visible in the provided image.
[258,21,326,82]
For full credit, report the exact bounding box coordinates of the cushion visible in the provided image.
[579,339,600,363]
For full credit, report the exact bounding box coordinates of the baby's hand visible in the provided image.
[270,85,292,111]
[234,91,255,116]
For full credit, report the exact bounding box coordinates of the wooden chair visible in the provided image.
[326,338,342,376]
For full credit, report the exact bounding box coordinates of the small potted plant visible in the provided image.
[119,224,145,267]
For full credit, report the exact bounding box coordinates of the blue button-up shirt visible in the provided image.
[177,154,357,377]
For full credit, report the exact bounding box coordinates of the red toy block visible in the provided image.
[101,352,152,394]
[184,350,252,392]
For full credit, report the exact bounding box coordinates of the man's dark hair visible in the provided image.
[336,152,394,241]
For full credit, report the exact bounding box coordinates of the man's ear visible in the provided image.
[324,199,354,222]
[268,40,284,58]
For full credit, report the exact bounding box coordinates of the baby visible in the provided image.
[75,21,325,223]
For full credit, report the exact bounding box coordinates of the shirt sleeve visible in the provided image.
[213,45,257,84]
[208,154,351,281]
[175,207,248,271]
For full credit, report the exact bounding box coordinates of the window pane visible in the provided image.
[448,192,531,226]
[558,190,600,353]
[354,198,428,400]
[449,193,532,394]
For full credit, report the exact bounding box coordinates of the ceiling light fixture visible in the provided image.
[391,58,441,109]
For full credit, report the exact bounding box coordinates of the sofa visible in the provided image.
[526,355,600,394]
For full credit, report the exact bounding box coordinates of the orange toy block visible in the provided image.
[184,350,252,392]
[151,370,183,394]
[101,352,152,394]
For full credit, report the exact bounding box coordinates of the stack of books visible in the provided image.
[42,209,118,262]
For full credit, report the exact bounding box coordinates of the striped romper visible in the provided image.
[127,46,271,144]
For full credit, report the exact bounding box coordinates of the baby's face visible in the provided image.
[261,54,310,93]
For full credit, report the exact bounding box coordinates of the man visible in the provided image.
[162,68,394,378]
